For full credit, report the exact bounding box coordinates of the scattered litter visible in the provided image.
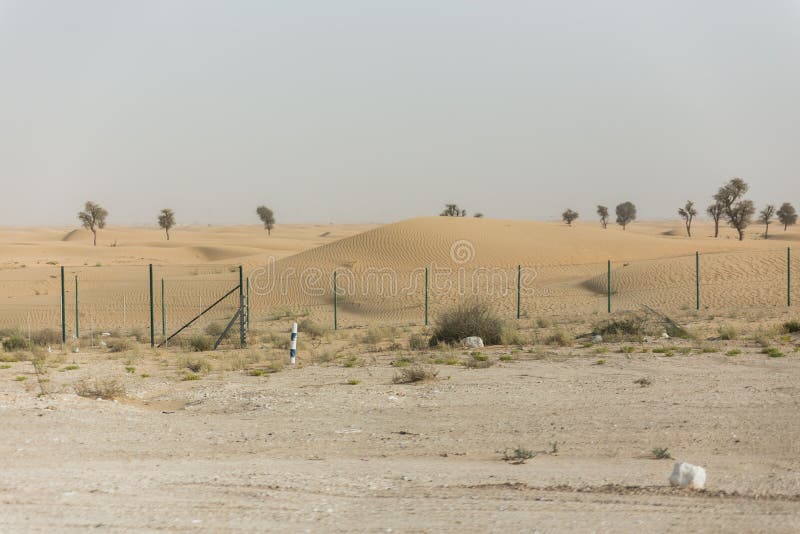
[462,336,484,348]
[669,462,706,489]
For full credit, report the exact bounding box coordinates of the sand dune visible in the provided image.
[0,218,797,333]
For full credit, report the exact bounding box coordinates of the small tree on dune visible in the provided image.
[77,201,108,246]
[256,206,276,235]
[440,204,466,217]
[678,200,697,237]
[158,208,175,241]
[707,202,723,238]
[561,209,578,226]
[615,202,637,230]
[727,199,755,241]
[597,205,609,229]
[759,204,775,239]
[777,202,798,231]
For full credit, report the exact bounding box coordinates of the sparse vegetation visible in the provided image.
[179,355,211,374]
[299,318,325,339]
[781,321,800,334]
[408,333,428,351]
[545,329,571,346]
[188,335,213,352]
[502,446,535,464]
[718,324,738,340]
[762,347,784,358]
[74,378,125,400]
[593,317,645,342]
[726,349,741,357]
[440,204,467,217]
[430,300,504,346]
[2,334,29,352]
[652,447,672,460]
[634,377,652,387]
[106,337,134,353]
[392,364,438,384]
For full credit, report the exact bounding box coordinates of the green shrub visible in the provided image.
[592,317,645,341]
[718,324,738,340]
[408,333,428,351]
[545,329,571,346]
[179,355,211,373]
[188,335,213,352]
[762,347,785,358]
[299,318,325,339]
[30,328,61,346]
[392,364,438,384]
[106,337,133,353]
[782,321,800,334]
[430,301,504,346]
[2,334,29,352]
[726,349,741,357]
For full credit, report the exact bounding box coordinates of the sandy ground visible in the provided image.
[2,219,800,532]
[1,336,799,533]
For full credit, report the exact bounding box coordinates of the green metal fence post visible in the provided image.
[607,260,611,313]
[246,276,251,329]
[74,275,79,340]
[60,266,66,344]
[161,278,166,345]
[239,265,246,348]
[517,265,521,319]
[696,251,700,310]
[149,264,155,348]
[333,271,338,330]
[424,267,429,326]
[788,247,792,307]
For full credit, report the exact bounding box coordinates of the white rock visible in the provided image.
[462,336,484,348]
[669,462,706,489]
[592,335,603,343]
[661,332,670,339]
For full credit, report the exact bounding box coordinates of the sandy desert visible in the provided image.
[1,218,799,532]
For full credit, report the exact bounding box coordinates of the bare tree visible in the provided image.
[615,202,637,230]
[440,204,466,217]
[158,209,176,240]
[596,205,609,229]
[759,204,775,239]
[77,201,108,246]
[677,200,697,237]
[707,202,723,238]
[777,202,798,231]
[727,200,755,241]
[561,209,578,226]
[256,206,275,235]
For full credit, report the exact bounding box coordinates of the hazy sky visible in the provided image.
[1,1,799,226]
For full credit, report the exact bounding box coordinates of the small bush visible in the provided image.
[182,373,201,381]
[408,333,428,351]
[204,322,228,338]
[718,325,738,340]
[652,447,672,460]
[392,364,438,384]
[179,355,211,373]
[503,446,535,464]
[346,378,360,385]
[362,326,393,345]
[106,337,133,353]
[500,325,525,346]
[2,334,29,352]
[299,318,325,339]
[593,317,645,342]
[535,317,552,329]
[634,377,652,387]
[762,347,785,358]
[545,329,572,347]
[430,300,504,346]
[188,335,213,352]
[782,321,800,334]
[30,328,61,347]
[74,378,125,400]
[595,359,606,365]
[726,349,741,357]
[620,346,636,354]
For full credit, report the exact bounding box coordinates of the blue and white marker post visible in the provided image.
[290,322,298,365]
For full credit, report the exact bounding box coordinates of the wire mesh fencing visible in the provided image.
[0,248,796,350]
